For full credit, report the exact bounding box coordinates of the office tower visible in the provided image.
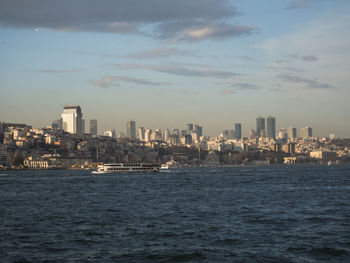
[180,130,187,138]
[256,116,265,137]
[144,129,151,142]
[138,127,145,141]
[90,119,97,136]
[126,121,136,138]
[61,105,83,134]
[300,126,312,138]
[164,129,170,142]
[235,123,242,139]
[82,119,85,134]
[186,123,193,135]
[194,125,203,137]
[266,116,276,138]
[52,119,62,129]
[287,127,297,138]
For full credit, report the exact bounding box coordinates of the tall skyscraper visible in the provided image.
[138,127,145,141]
[235,123,242,139]
[126,121,136,138]
[256,117,265,137]
[266,116,276,138]
[194,125,203,137]
[61,105,83,134]
[186,123,193,135]
[300,126,312,138]
[90,119,97,136]
[287,127,297,138]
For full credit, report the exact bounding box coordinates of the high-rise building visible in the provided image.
[194,125,203,137]
[300,126,312,138]
[90,119,97,136]
[138,127,145,141]
[61,105,83,134]
[164,129,170,142]
[186,123,193,135]
[126,121,136,138]
[287,127,297,138]
[266,116,276,138]
[235,123,242,139]
[256,116,265,137]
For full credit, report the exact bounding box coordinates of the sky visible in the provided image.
[0,0,349,137]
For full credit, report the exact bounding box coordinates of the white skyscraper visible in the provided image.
[61,105,83,135]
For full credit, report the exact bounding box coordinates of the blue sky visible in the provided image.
[0,0,349,137]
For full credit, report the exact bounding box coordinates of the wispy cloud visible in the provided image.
[278,74,336,89]
[91,75,169,88]
[219,89,237,95]
[112,63,241,79]
[124,47,198,59]
[231,83,260,90]
[0,0,258,42]
[267,66,303,73]
[235,55,258,62]
[30,69,84,73]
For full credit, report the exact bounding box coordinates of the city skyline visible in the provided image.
[1,0,349,137]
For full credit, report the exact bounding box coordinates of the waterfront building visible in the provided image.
[300,126,312,138]
[61,105,83,135]
[266,116,276,139]
[287,127,297,138]
[256,116,265,137]
[235,123,242,139]
[180,130,187,138]
[126,121,136,138]
[90,119,97,136]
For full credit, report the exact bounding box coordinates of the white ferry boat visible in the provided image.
[92,163,160,174]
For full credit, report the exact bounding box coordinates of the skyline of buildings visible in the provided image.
[50,105,327,140]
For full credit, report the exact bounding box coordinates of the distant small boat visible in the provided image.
[92,163,160,174]
[160,164,169,170]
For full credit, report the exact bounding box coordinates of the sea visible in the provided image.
[0,165,349,263]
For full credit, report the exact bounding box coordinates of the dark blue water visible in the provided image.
[0,165,349,263]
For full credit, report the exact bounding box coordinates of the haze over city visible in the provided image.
[1,0,349,137]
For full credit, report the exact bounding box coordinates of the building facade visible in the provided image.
[256,117,265,137]
[90,119,98,136]
[126,121,136,138]
[266,116,276,138]
[61,105,83,135]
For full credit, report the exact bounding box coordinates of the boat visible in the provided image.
[92,163,160,174]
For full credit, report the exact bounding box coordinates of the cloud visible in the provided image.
[285,0,321,9]
[278,74,336,89]
[0,0,257,41]
[231,83,260,90]
[301,55,318,61]
[30,69,84,73]
[91,75,168,88]
[219,89,236,95]
[235,55,258,62]
[112,63,241,78]
[267,66,303,72]
[156,21,258,42]
[124,47,198,59]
